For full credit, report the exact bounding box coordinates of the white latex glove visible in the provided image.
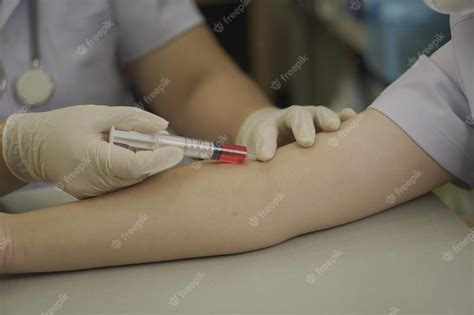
[1,105,184,199]
[236,105,356,161]
[423,0,474,15]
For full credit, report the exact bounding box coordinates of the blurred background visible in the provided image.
[196,0,474,226]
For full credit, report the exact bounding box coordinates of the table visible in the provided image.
[0,188,472,314]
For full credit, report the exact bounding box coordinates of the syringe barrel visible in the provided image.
[155,135,248,163]
[109,127,252,164]
[155,134,216,160]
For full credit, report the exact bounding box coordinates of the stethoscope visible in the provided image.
[0,0,54,106]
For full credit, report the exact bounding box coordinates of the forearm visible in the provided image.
[6,154,277,273]
[2,109,452,273]
[268,109,452,235]
[176,66,272,142]
[0,120,27,196]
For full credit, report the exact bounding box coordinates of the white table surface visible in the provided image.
[0,188,473,315]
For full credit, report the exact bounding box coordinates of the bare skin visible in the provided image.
[0,25,323,197]
[126,25,273,142]
[0,109,453,274]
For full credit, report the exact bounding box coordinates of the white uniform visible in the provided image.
[370,9,474,189]
[0,0,203,119]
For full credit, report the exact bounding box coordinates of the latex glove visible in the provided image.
[2,105,184,199]
[236,105,356,161]
[423,0,474,15]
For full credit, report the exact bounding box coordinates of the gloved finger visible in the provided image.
[338,108,357,121]
[283,106,316,147]
[307,106,340,131]
[253,124,278,161]
[101,142,184,179]
[97,106,169,134]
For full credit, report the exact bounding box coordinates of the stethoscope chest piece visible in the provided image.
[9,0,55,107]
[15,62,54,106]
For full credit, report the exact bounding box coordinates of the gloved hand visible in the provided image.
[423,0,474,15]
[236,105,357,161]
[2,105,184,199]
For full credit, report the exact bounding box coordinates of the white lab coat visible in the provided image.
[370,12,474,188]
[0,0,203,119]
[0,0,203,191]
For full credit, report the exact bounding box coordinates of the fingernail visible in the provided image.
[347,108,357,115]
[259,148,273,161]
[326,118,339,130]
[300,137,314,146]
[258,154,272,162]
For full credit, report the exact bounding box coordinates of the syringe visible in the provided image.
[108,127,257,164]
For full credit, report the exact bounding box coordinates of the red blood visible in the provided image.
[217,144,248,164]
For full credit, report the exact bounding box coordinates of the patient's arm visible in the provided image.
[0,109,452,273]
